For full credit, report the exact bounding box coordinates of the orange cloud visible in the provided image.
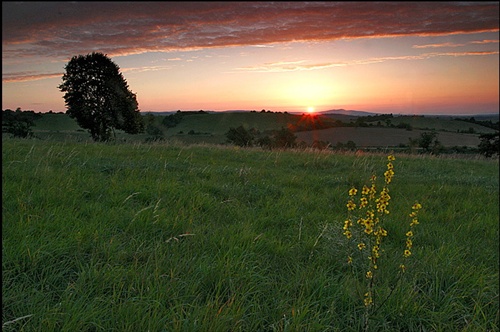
[2,2,499,61]
[412,42,466,49]
[2,72,62,83]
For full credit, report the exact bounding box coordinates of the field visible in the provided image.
[2,137,499,331]
[27,112,498,149]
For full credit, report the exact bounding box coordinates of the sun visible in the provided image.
[307,106,315,114]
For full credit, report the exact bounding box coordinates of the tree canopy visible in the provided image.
[58,52,144,141]
[2,108,40,138]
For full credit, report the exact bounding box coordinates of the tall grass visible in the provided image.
[2,138,498,331]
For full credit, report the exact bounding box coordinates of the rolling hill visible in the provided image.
[17,110,499,149]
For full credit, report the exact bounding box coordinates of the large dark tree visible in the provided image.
[58,52,144,141]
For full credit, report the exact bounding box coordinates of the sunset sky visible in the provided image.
[2,2,499,115]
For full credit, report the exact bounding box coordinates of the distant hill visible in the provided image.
[12,109,497,149]
[319,109,379,117]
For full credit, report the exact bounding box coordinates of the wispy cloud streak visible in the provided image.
[2,72,62,83]
[413,39,499,49]
[233,50,500,73]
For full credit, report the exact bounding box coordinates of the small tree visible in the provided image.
[418,131,442,153]
[144,113,164,142]
[272,127,297,148]
[478,132,499,158]
[225,125,255,147]
[58,52,144,142]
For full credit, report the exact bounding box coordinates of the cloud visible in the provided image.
[413,39,500,49]
[232,50,500,73]
[471,39,500,44]
[2,65,176,82]
[2,2,499,62]
[412,42,466,49]
[233,60,346,73]
[121,65,173,74]
[2,71,62,83]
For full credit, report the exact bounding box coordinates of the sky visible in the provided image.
[2,1,499,115]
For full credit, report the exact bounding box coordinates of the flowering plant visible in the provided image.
[342,155,422,330]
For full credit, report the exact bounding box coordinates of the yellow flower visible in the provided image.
[347,256,353,264]
[410,219,420,226]
[343,219,352,230]
[384,169,395,184]
[404,249,411,257]
[366,271,373,279]
[399,264,406,273]
[343,230,352,239]
[349,188,358,196]
[361,185,370,195]
[387,155,395,161]
[412,203,422,210]
[347,200,356,211]
[406,231,413,237]
[359,197,368,208]
[358,243,366,250]
[364,293,373,306]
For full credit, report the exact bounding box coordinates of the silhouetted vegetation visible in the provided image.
[334,140,357,151]
[58,52,144,141]
[478,132,499,158]
[4,110,498,157]
[225,125,297,149]
[2,107,40,138]
[272,127,297,148]
[144,113,164,142]
[409,131,443,154]
[456,117,499,130]
[225,125,255,147]
[162,110,209,128]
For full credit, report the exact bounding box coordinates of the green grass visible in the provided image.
[29,111,498,148]
[2,138,499,331]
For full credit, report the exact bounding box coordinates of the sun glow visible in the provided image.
[307,106,315,113]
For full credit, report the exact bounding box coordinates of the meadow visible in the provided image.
[27,111,498,149]
[2,136,498,331]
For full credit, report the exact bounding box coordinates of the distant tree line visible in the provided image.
[2,107,41,138]
[162,110,208,128]
[455,117,499,131]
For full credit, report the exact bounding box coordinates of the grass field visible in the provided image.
[28,112,498,148]
[294,127,483,148]
[2,137,498,331]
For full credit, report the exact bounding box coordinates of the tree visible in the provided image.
[478,132,499,158]
[144,113,164,142]
[2,108,39,138]
[418,131,442,153]
[58,52,144,141]
[225,125,254,147]
[272,127,297,148]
